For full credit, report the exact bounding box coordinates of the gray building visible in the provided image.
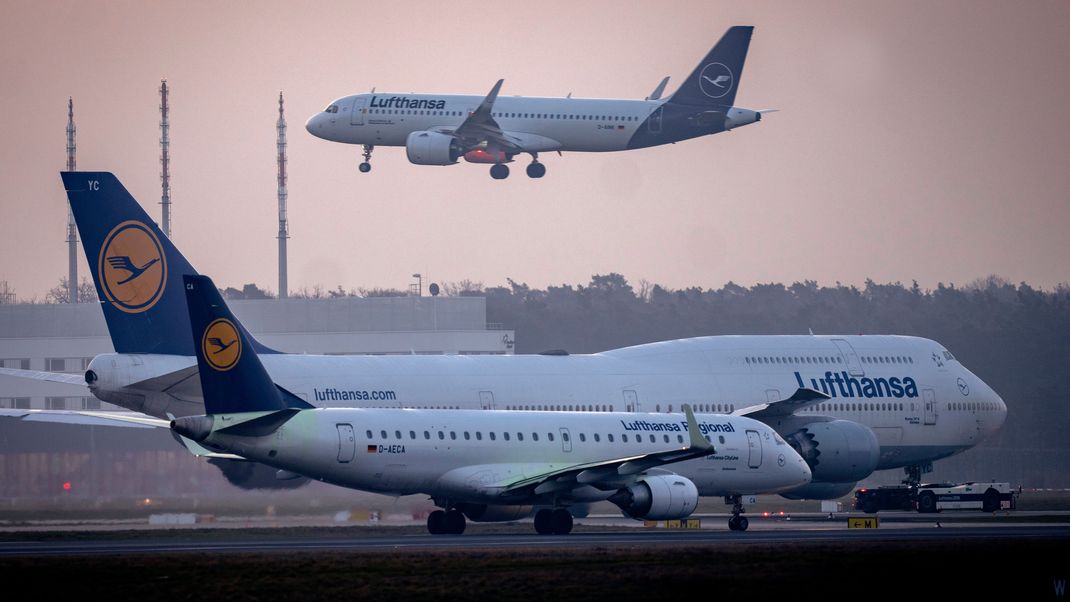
[0,296,514,410]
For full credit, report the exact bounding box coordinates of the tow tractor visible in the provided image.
[856,481,1018,514]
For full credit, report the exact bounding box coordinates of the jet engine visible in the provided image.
[456,503,533,522]
[724,107,760,130]
[785,420,879,483]
[207,458,310,490]
[608,474,699,520]
[463,149,508,164]
[405,131,462,165]
[779,481,857,500]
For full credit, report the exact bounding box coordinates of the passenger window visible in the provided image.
[490,432,497,441]
[504,432,510,441]
[438,431,445,440]
[649,435,655,443]
[608,434,614,442]
[533,433,539,441]
[409,431,416,440]
[464,432,470,440]
[450,431,456,440]
[517,432,524,441]
[548,433,554,441]
[677,435,684,444]
[476,432,482,440]
[424,431,430,439]
[622,434,629,442]
[663,434,669,443]
[579,433,586,442]
[380,430,387,439]
[594,434,600,442]
[562,432,570,442]
[366,430,373,439]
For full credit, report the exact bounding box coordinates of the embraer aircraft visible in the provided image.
[1,172,1007,526]
[161,273,811,534]
[304,26,770,179]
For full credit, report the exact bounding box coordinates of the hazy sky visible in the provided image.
[1,1,1068,299]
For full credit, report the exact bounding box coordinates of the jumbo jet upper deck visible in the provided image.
[305,26,772,179]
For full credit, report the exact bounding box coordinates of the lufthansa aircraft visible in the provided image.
[1,173,1007,528]
[304,26,770,179]
[164,273,811,535]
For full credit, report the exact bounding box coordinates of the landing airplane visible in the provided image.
[162,273,811,534]
[1,172,1007,524]
[304,26,771,179]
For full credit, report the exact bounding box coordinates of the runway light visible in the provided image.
[779,511,785,516]
[762,511,770,517]
[62,482,71,492]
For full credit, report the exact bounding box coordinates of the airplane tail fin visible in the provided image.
[183,274,307,415]
[61,172,275,356]
[667,26,753,108]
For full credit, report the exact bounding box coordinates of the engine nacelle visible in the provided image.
[724,107,760,130]
[786,420,880,483]
[779,481,858,500]
[405,131,461,165]
[207,458,310,490]
[608,474,699,520]
[456,503,532,523]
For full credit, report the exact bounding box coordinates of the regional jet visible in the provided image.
[305,26,771,179]
[0,172,1007,529]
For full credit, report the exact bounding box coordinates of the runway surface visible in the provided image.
[2,524,1068,557]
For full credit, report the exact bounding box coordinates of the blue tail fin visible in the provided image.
[668,26,753,108]
[184,275,308,415]
[61,172,274,356]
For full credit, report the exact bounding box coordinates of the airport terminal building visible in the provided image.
[0,295,514,410]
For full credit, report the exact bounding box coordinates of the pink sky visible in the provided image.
[1,1,1068,299]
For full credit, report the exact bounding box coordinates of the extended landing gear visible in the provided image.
[358,144,374,173]
[902,462,933,486]
[490,163,510,180]
[533,508,573,535]
[526,155,546,179]
[726,494,749,532]
[427,508,466,535]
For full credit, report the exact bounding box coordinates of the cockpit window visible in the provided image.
[325,104,339,114]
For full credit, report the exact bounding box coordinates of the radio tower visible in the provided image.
[65,97,78,303]
[159,79,172,238]
[277,91,289,299]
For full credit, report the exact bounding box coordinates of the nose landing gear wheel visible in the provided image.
[358,144,374,173]
[526,162,546,178]
[490,164,510,179]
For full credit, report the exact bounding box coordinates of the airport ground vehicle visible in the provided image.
[855,481,1018,513]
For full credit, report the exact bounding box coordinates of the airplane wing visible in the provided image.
[449,79,510,147]
[0,366,88,387]
[498,404,715,498]
[732,387,830,420]
[0,408,164,428]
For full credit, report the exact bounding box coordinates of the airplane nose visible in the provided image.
[305,113,321,137]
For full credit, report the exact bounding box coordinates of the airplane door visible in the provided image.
[350,97,366,125]
[923,389,938,425]
[746,430,762,468]
[479,390,495,410]
[337,424,356,463]
[832,339,864,377]
[647,106,663,134]
[559,428,572,452]
[623,389,639,412]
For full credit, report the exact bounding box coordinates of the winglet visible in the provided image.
[682,404,715,453]
[475,79,504,115]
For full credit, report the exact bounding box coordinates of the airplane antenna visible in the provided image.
[277,91,289,300]
[808,328,815,336]
[65,97,78,303]
[160,79,172,239]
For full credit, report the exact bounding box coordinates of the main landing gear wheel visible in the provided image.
[533,508,573,534]
[526,161,546,179]
[490,163,510,180]
[726,494,749,532]
[359,144,374,173]
[427,509,467,534]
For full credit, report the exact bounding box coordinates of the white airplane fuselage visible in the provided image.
[89,334,1007,478]
[204,407,811,500]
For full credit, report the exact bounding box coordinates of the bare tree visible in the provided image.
[45,277,98,304]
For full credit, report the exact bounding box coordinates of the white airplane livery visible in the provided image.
[164,273,811,534]
[304,26,770,179]
[1,173,1007,530]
